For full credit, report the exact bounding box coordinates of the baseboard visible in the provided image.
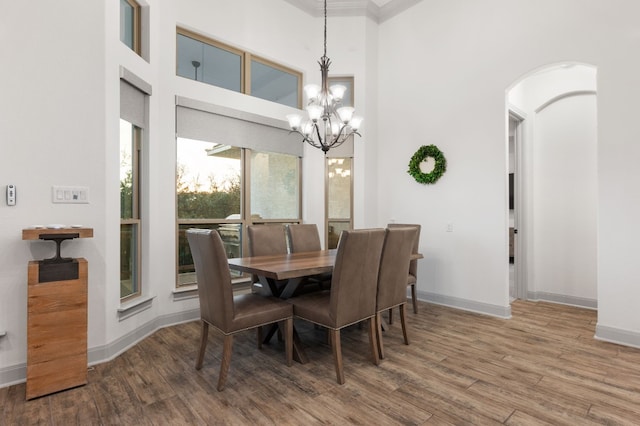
[88,308,200,365]
[0,308,200,389]
[527,291,597,310]
[416,290,512,319]
[0,363,27,389]
[595,324,640,349]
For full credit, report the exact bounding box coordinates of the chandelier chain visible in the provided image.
[323,0,327,58]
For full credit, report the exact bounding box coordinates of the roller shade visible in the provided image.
[176,97,303,157]
[325,135,354,158]
[120,80,145,128]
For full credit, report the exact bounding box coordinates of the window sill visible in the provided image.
[117,294,156,321]
[172,277,253,302]
[172,285,198,301]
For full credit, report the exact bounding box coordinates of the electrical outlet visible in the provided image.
[446,223,454,232]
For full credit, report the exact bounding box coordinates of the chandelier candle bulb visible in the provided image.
[330,85,347,101]
[286,114,302,130]
[337,107,355,123]
[307,105,324,122]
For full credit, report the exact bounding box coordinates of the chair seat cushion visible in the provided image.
[407,273,417,285]
[229,294,292,333]
[289,290,333,327]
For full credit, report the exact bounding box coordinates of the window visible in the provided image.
[176,28,302,108]
[250,151,300,220]
[328,76,354,108]
[119,70,150,303]
[176,139,243,286]
[120,0,140,54]
[249,57,300,108]
[176,32,243,92]
[120,119,141,299]
[175,99,303,287]
[325,77,355,248]
[176,138,301,287]
[326,158,353,249]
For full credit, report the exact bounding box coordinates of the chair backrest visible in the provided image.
[247,225,288,257]
[376,227,419,310]
[186,229,234,329]
[388,223,421,277]
[287,224,322,253]
[329,228,386,327]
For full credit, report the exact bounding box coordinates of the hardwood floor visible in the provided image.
[2,300,640,425]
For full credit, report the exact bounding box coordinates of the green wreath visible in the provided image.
[408,145,447,184]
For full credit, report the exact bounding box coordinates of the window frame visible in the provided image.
[119,68,151,306]
[176,27,302,108]
[120,0,141,55]
[120,121,142,301]
[176,27,246,93]
[325,157,354,249]
[246,53,303,108]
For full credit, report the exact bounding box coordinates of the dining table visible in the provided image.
[227,248,423,363]
[228,249,336,363]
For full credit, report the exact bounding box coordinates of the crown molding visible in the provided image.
[283,0,422,23]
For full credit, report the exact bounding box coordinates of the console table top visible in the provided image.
[22,227,94,240]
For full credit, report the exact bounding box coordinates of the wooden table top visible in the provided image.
[22,227,94,240]
[228,249,423,281]
[228,250,337,281]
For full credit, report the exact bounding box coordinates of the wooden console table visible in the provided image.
[22,227,93,400]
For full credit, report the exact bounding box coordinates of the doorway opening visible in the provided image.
[506,62,598,309]
[508,113,523,301]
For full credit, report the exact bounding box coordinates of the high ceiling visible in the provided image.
[284,0,421,22]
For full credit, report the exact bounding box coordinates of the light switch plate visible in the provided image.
[52,186,89,204]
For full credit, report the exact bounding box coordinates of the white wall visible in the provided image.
[1,1,108,377]
[533,93,597,302]
[377,0,640,339]
[0,0,374,387]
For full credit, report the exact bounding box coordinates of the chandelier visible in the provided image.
[286,0,362,154]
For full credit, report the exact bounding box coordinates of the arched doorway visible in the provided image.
[507,63,598,309]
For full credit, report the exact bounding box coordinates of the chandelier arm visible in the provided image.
[314,122,325,147]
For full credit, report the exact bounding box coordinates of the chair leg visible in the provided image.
[400,304,410,345]
[195,321,209,370]
[217,334,234,391]
[388,308,393,324]
[257,326,263,349]
[284,318,293,367]
[375,313,384,360]
[411,283,418,314]
[330,329,345,385]
[369,317,380,366]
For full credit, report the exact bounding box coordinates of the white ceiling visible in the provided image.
[284,0,421,22]
[369,0,394,6]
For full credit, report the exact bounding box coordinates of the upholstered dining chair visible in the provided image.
[186,229,293,391]
[287,223,322,252]
[287,223,332,288]
[375,226,418,359]
[387,223,422,318]
[247,224,288,294]
[289,228,386,384]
